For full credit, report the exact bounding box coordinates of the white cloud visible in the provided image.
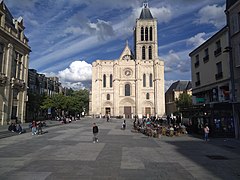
[43,60,92,90]
[187,32,207,48]
[195,4,226,28]
[163,50,190,73]
[58,60,92,82]
[64,26,84,36]
[62,82,86,90]
[87,19,115,40]
[151,6,172,23]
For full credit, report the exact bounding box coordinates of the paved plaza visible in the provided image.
[0,117,240,180]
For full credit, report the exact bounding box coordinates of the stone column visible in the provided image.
[135,60,142,118]
[113,62,120,116]
[5,43,13,123]
[154,60,165,117]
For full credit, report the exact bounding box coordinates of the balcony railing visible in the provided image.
[215,72,223,80]
[214,47,222,57]
[203,55,209,63]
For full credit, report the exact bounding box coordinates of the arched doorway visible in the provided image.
[119,98,135,119]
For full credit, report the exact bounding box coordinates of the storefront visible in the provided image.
[189,103,235,137]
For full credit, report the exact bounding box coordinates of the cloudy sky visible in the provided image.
[4,0,226,90]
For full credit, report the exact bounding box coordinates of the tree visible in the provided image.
[27,92,46,120]
[41,93,67,117]
[40,89,89,117]
[175,93,192,111]
[69,89,89,115]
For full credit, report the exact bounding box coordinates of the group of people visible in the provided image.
[132,117,188,138]
[8,122,25,134]
[30,120,45,135]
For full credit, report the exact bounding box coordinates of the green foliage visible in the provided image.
[27,92,46,115]
[40,89,89,116]
[175,93,192,111]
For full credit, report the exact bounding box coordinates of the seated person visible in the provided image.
[8,123,16,132]
[16,123,24,134]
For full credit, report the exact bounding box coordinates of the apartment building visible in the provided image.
[0,1,31,125]
[226,0,240,139]
[189,26,235,137]
[26,69,62,121]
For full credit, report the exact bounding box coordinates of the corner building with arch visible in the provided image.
[90,4,165,119]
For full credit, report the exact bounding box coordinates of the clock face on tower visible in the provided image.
[125,70,131,76]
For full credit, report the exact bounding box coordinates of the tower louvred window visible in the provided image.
[142,46,146,59]
[149,46,152,59]
[150,27,153,41]
[145,27,148,41]
[141,27,144,41]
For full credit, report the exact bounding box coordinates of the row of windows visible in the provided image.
[106,89,150,99]
[141,27,153,41]
[195,61,223,87]
[103,74,112,88]
[102,73,153,88]
[0,43,25,80]
[143,73,153,87]
[194,40,222,68]
[142,46,152,60]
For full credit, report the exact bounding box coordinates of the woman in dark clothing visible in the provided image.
[92,123,99,143]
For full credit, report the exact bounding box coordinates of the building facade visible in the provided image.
[189,26,235,137]
[226,0,240,138]
[0,1,31,125]
[91,3,165,119]
[165,80,192,116]
[26,69,62,121]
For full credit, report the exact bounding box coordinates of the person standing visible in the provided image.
[204,124,210,141]
[122,120,126,130]
[92,123,99,143]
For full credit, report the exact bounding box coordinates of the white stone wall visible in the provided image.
[91,7,165,118]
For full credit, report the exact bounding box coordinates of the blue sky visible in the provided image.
[4,0,226,90]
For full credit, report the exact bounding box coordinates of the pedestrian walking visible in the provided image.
[204,124,210,141]
[122,120,126,130]
[92,123,99,143]
[106,114,110,122]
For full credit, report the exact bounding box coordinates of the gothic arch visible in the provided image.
[103,101,113,107]
[119,97,135,106]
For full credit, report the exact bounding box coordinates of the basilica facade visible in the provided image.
[90,3,165,119]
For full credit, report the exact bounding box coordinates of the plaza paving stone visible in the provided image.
[0,117,240,180]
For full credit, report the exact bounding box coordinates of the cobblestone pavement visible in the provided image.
[0,117,240,180]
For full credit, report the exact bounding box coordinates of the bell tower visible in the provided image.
[134,2,158,61]
[134,3,165,118]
